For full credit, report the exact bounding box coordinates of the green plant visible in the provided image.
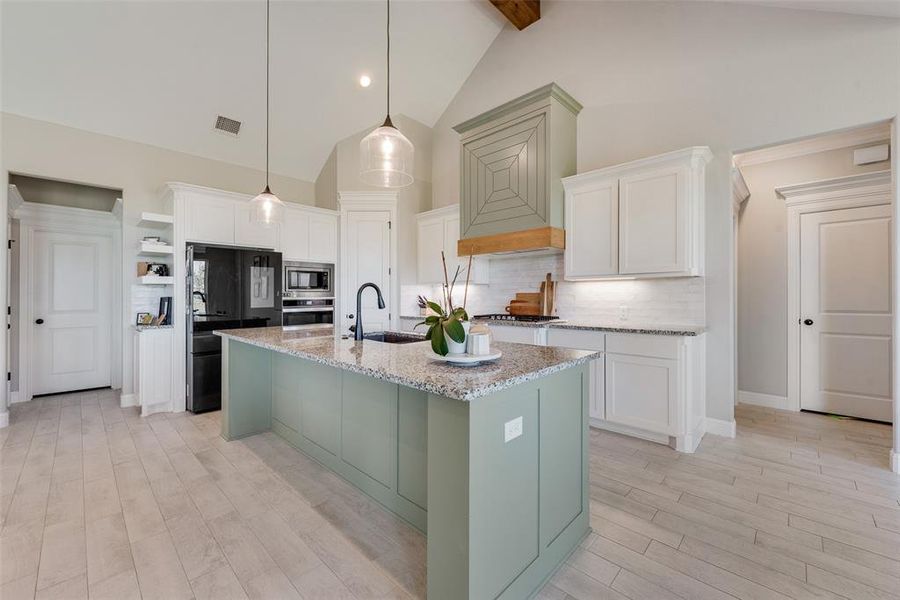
[415,252,473,355]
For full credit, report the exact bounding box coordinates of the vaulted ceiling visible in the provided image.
[1,0,506,182]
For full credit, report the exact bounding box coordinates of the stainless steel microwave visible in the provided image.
[283,261,333,298]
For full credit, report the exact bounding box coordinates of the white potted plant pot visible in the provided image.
[446,321,470,355]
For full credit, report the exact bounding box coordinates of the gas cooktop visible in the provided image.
[474,314,561,322]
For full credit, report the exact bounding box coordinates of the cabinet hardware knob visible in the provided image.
[35,318,44,325]
[803,318,814,326]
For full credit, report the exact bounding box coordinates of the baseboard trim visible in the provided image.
[738,390,788,410]
[704,417,736,438]
[589,418,669,445]
[141,401,170,417]
[892,449,900,474]
[9,391,24,404]
[119,393,138,408]
[0,411,8,428]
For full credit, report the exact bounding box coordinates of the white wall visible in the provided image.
[1,112,316,405]
[429,1,900,422]
[738,143,890,399]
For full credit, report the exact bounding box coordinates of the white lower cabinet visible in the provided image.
[133,328,173,416]
[543,328,705,453]
[605,353,677,434]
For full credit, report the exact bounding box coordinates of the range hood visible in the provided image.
[453,83,581,257]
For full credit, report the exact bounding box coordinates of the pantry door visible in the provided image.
[799,204,892,422]
[31,229,113,395]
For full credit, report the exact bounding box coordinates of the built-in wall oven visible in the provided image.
[282,297,334,330]
[283,261,333,297]
[282,261,335,330]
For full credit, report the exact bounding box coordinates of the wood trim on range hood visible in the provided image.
[457,226,565,256]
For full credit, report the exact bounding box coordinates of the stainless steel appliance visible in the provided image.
[186,244,282,413]
[283,261,333,297]
[282,297,334,330]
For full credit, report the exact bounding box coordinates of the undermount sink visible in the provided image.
[362,331,425,345]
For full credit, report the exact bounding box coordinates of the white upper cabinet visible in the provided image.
[562,147,711,280]
[417,206,488,285]
[234,202,278,249]
[564,175,618,278]
[307,213,338,263]
[185,192,235,245]
[174,183,338,260]
[281,206,338,263]
[619,165,687,274]
[280,206,310,260]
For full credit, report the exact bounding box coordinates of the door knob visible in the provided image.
[803,318,814,326]
[35,318,44,325]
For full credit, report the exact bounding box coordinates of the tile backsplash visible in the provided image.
[401,253,705,325]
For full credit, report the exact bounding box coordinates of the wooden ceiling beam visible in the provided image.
[489,0,540,31]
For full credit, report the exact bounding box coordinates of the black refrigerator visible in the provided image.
[186,244,282,413]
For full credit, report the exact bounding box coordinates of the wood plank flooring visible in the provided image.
[0,391,897,599]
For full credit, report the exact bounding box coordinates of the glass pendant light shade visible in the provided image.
[360,117,414,188]
[250,185,285,227]
[360,0,414,188]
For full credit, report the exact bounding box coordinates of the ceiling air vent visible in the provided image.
[214,115,241,136]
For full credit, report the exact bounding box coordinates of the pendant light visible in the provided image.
[359,0,414,188]
[250,0,285,225]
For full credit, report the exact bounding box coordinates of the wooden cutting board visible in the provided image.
[505,300,542,316]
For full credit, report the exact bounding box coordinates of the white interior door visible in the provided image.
[343,211,391,335]
[32,229,112,395]
[800,204,892,422]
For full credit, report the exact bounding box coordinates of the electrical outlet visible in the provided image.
[504,416,523,443]
[618,305,630,321]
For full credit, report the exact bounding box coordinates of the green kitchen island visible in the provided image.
[214,326,598,600]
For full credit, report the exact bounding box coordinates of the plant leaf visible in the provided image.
[424,315,439,324]
[426,301,445,316]
[430,323,448,355]
[451,307,468,321]
[425,324,434,339]
[444,317,465,343]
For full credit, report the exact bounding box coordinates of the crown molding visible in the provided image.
[776,170,891,206]
[734,122,891,168]
[453,82,582,134]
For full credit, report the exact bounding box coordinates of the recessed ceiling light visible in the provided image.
[359,74,372,88]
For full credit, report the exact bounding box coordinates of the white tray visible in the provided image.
[432,350,502,366]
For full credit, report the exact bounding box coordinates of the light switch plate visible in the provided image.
[504,416,523,443]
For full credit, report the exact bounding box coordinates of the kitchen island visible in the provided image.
[215,326,599,600]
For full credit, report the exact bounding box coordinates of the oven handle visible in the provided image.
[283,306,334,313]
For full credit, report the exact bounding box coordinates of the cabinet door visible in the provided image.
[605,353,678,435]
[186,195,235,245]
[564,177,618,278]
[417,217,445,284]
[444,215,488,284]
[618,166,687,274]
[281,207,310,261]
[308,213,337,263]
[234,202,277,249]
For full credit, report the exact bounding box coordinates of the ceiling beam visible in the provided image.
[489,0,540,30]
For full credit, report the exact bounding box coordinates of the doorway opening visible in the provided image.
[733,122,893,424]
[7,174,123,403]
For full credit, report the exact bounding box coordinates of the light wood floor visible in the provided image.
[0,391,898,600]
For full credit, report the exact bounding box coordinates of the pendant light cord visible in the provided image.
[386,0,390,118]
[265,0,271,189]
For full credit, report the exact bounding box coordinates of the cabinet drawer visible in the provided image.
[546,328,605,351]
[606,333,679,360]
[489,324,544,345]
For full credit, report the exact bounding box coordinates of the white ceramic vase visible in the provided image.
[445,321,471,355]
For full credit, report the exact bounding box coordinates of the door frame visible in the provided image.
[337,191,398,335]
[777,170,892,413]
[13,201,122,402]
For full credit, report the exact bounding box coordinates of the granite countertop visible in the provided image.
[472,318,704,336]
[214,326,599,402]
